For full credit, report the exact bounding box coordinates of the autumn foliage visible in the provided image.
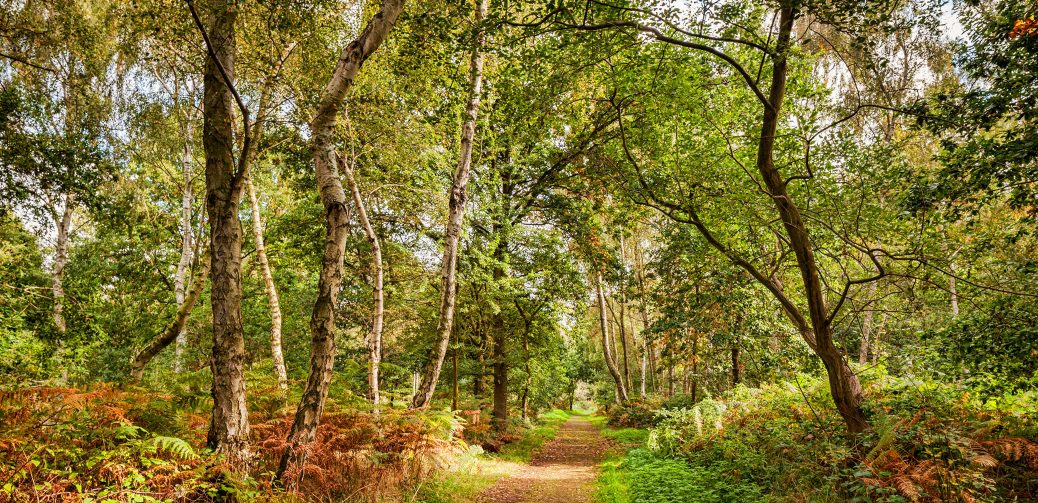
[0,385,466,502]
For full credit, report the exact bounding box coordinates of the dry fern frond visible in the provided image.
[893,474,921,501]
[970,454,999,468]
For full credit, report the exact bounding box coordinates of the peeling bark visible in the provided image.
[277,0,405,481]
[413,0,489,409]
[200,0,250,467]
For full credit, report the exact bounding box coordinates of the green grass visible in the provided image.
[414,468,502,503]
[601,427,648,445]
[593,419,645,503]
[596,450,632,503]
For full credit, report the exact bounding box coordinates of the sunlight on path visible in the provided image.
[477,416,610,503]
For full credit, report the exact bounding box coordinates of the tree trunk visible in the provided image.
[597,274,629,403]
[521,322,530,420]
[51,193,74,383]
[51,191,75,379]
[241,42,295,391]
[618,291,631,391]
[412,0,488,409]
[690,337,698,401]
[343,160,383,407]
[667,360,674,399]
[474,325,486,397]
[246,178,287,392]
[648,340,657,394]
[200,0,250,467]
[949,263,959,317]
[491,235,509,430]
[277,0,404,480]
[751,6,867,435]
[131,250,209,382]
[51,194,73,336]
[174,119,194,373]
[640,342,647,399]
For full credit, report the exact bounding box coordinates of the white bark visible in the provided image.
[52,193,74,382]
[174,119,194,373]
[246,177,287,391]
[950,263,959,317]
[343,160,383,407]
[598,274,628,402]
[412,0,489,409]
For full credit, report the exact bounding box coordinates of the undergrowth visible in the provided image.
[596,370,1038,502]
[0,382,466,502]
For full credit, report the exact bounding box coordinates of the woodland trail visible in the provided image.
[477,416,611,503]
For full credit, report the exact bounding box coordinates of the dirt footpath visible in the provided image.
[477,416,611,503]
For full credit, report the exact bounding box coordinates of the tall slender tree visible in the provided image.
[277,0,405,480]
[413,0,490,409]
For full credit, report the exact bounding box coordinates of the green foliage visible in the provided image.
[640,374,1038,502]
[923,295,1038,397]
[600,427,649,446]
[598,448,763,503]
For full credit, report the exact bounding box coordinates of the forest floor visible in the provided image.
[476,416,612,503]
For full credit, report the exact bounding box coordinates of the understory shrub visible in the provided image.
[646,372,1038,502]
[607,400,659,428]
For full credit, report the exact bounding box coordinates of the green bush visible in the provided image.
[607,401,659,428]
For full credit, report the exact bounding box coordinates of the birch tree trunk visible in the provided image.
[52,193,74,382]
[342,160,383,407]
[174,119,194,373]
[131,250,209,382]
[242,43,295,393]
[277,0,405,481]
[618,291,631,391]
[949,263,959,317]
[412,0,489,409]
[200,0,250,467]
[246,178,287,391]
[597,274,628,403]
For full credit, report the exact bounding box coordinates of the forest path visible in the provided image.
[477,416,611,503]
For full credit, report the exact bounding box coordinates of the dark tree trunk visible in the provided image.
[491,233,509,431]
[751,6,867,434]
[199,0,250,467]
